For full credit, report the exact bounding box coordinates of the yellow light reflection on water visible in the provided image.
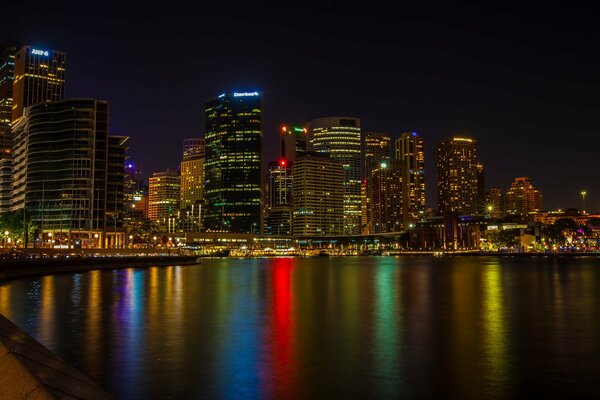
[482,261,509,391]
[39,275,55,347]
[0,285,10,318]
[85,270,102,367]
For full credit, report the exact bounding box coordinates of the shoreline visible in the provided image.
[0,255,199,282]
[0,251,598,283]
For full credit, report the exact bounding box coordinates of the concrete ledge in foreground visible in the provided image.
[0,313,113,399]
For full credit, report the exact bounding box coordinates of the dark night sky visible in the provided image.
[2,1,599,210]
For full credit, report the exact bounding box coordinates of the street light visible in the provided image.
[581,190,587,214]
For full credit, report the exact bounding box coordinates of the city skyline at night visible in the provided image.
[0,2,597,211]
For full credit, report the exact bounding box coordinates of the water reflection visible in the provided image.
[0,257,599,399]
[482,260,510,396]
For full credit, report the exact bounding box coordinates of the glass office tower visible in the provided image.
[204,91,262,233]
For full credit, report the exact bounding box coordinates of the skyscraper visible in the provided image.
[0,44,17,148]
[0,45,17,213]
[266,159,293,235]
[280,124,307,163]
[486,187,502,218]
[436,137,479,215]
[365,133,392,178]
[504,177,543,216]
[11,45,66,123]
[124,162,147,222]
[308,117,361,235]
[370,160,403,233]
[396,132,426,226]
[363,132,392,234]
[182,138,205,161]
[292,152,344,236]
[476,162,486,213]
[204,91,262,233]
[180,137,204,208]
[148,169,180,232]
[11,99,126,247]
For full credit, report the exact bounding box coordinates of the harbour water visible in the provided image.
[1,256,600,399]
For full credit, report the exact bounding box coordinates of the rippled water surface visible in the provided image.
[1,256,600,399]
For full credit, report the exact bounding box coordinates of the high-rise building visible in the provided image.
[12,45,66,124]
[370,160,403,233]
[504,177,543,216]
[396,132,426,226]
[436,137,479,215]
[124,162,147,221]
[363,133,392,234]
[486,187,502,218]
[204,91,262,233]
[0,44,17,149]
[280,124,307,162]
[11,99,126,247]
[0,45,18,213]
[148,169,180,232]
[365,133,392,178]
[106,136,129,246]
[308,117,361,235]
[180,158,204,232]
[476,162,486,213]
[182,137,205,161]
[292,152,344,236]
[266,159,293,235]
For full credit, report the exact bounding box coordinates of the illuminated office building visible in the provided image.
[308,117,362,235]
[148,169,180,232]
[204,91,262,233]
[106,136,128,245]
[292,152,343,236]
[11,99,126,247]
[266,159,293,235]
[183,137,205,161]
[180,158,204,208]
[0,45,17,213]
[124,162,147,221]
[476,162,486,213]
[180,156,204,233]
[370,160,403,233]
[504,177,543,216]
[363,133,392,233]
[486,187,502,218]
[436,137,479,215]
[12,45,66,123]
[365,133,392,177]
[280,124,307,162]
[396,132,426,225]
[0,45,17,148]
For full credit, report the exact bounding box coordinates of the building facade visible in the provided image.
[266,160,293,235]
[11,99,125,247]
[370,160,403,233]
[124,162,147,222]
[308,117,361,235]
[0,44,17,148]
[280,124,307,163]
[436,137,479,215]
[504,177,543,216]
[148,169,180,232]
[12,45,66,124]
[396,132,426,226]
[204,92,262,233]
[183,137,205,161]
[292,153,344,236]
[363,132,392,233]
